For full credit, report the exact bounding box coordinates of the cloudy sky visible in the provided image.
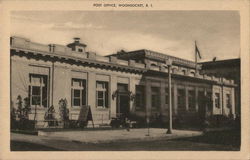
[11,11,240,62]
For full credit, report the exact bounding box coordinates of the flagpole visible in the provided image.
[195,41,197,74]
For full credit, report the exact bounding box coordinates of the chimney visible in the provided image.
[74,37,80,43]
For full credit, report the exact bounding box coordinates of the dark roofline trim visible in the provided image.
[108,49,200,69]
[146,70,237,88]
[200,58,240,65]
[11,47,146,74]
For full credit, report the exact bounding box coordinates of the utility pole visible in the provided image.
[166,59,172,134]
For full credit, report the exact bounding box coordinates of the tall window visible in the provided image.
[165,87,174,106]
[71,78,87,107]
[215,93,220,108]
[135,85,145,110]
[177,88,185,112]
[96,81,109,108]
[188,90,195,111]
[151,87,160,109]
[226,94,231,108]
[29,74,48,108]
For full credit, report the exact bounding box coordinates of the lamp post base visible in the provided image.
[166,129,172,134]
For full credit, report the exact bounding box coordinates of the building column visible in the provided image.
[195,87,199,112]
[160,80,166,115]
[167,65,173,134]
[88,72,96,115]
[231,88,236,118]
[173,83,178,115]
[185,86,189,111]
[145,79,151,118]
[129,77,135,113]
[110,75,117,118]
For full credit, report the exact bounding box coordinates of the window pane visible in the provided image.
[73,98,80,106]
[29,74,48,108]
[178,89,185,109]
[96,81,109,108]
[82,90,86,105]
[78,48,83,52]
[165,95,169,105]
[32,96,41,105]
[188,90,195,109]
[97,82,103,89]
[215,93,220,108]
[151,87,160,109]
[42,86,48,108]
[74,89,81,98]
[32,86,40,96]
[226,94,231,108]
[31,76,41,85]
[165,88,169,105]
[73,79,81,87]
[98,91,103,98]
[98,99,104,106]
[135,85,145,110]
[105,90,108,108]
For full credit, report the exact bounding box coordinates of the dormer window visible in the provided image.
[78,48,83,52]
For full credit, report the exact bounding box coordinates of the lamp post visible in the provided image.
[166,60,172,134]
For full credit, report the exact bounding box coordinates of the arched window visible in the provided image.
[151,63,157,67]
[190,71,195,77]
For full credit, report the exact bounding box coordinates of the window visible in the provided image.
[190,72,195,77]
[177,89,185,111]
[165,88,169,105]
[226,94,231,108]
[182,70,186,75]
[151,87,160,109]
[188,90,195,111]
[71,79,87,107]
[135,85,145,110]
[78,48,83,52]
[215,93,220,108]
[96,81,109,108]
[29,74,48,108]
[165,87,174,106]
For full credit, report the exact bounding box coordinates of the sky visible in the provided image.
[11,11,240,62]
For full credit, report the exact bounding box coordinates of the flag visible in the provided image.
[195,41,202,59]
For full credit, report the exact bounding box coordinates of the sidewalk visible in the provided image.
[37,128,203,143]
[11,128,240,151]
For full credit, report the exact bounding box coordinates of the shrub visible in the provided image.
[15,95,34,130]
[10,101,17,129]
[44,105,57,126]
[59,98,69,128]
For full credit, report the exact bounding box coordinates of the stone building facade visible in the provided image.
[10,36,237,128]
[201,59,240,116]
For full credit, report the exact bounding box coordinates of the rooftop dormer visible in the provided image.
[67,37,87,53]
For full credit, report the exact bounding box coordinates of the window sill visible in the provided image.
[71,106,81,110]
[96,107,109,111]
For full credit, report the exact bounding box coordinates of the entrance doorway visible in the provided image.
[116,83,130,118]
